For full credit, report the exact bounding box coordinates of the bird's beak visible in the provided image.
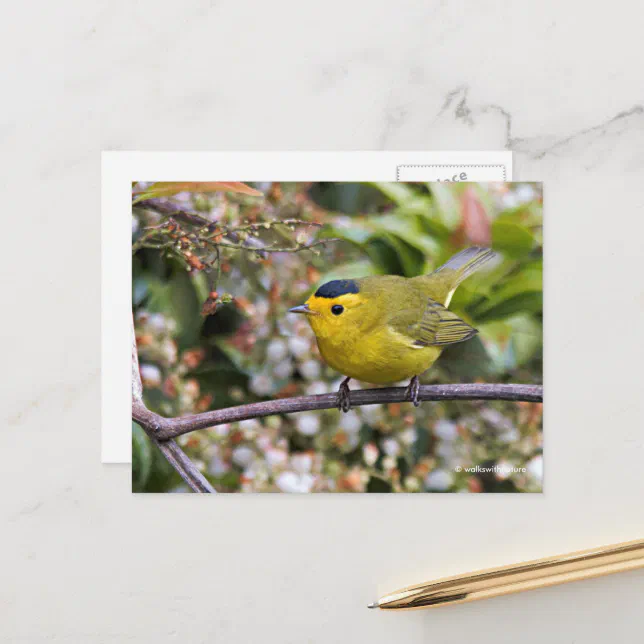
[289,304,313,315]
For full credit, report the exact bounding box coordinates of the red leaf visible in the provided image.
[456,188,491,246]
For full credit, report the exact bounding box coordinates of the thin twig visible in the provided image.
[133,198,332,256]
[211,219,322,237]
[204,238,339,253]
[131,316,215,494]
[132,401,215,493]
[132,383,543,442]
[134,198,210,227]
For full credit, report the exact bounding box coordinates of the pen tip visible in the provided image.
[367,601,379,609]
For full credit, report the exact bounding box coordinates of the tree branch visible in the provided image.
[133,383,543,442]
[133,197,334,259]
[131,316,215,494]
[133,197,210,227]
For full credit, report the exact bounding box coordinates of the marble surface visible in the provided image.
[2,1,643,642]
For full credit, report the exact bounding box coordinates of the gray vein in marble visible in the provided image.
[516,104,644,160]
[438,85,474,126]
[437,85,644,161]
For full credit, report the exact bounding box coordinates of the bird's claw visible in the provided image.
[337,377,352,413]
[405,376,421,407]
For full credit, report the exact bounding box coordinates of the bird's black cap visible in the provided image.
[314,279,359,299]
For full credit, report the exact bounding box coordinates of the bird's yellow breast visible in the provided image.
[316,324,442,384]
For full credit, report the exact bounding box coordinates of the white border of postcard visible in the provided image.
[102,151,512,462]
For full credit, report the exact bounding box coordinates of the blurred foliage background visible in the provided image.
[132,181,543,493]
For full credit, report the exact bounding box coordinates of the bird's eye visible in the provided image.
[331,304,344,315]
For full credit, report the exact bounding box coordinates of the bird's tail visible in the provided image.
[431,247,496,306]
[433,246,496,287]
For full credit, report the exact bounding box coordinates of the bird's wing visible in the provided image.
[388,298,478,347]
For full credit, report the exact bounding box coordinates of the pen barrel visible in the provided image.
[378,539,644,610]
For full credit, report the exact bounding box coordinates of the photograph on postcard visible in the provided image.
[131,181,542,493]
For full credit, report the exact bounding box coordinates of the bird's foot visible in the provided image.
[336,377,352,413]
[405,375,421,407]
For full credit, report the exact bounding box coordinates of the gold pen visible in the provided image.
[369,538,644,611]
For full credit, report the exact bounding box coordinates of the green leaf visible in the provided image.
[144,266,204,348]
[412,425,431,462]
[470,268,542,322]
[367,476,393,493]
[376,233,425,277]
[371,182,418,205]
[478,315,542,371]
[168,269,203,348]
[323,225,372,246]
[510,315,542,367]
[132,422,152,492]
[492,220,537,258]
[439,336,494,379]
[417,216,451,241]
[364,237,405,275]
[191,271,210,304]
[474,292,543,323]
[366,213,440,257]
[492,268,542,302]
[428,183,462,229]
[370,183,440,224]
[194,364,250,408]
[212,338,253,374]
[309,183,388,213]
[211,470,241,491]
[132,277,149,307]
[317,260,380,285]
[146,447,183,493]
[496,202,543,228]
